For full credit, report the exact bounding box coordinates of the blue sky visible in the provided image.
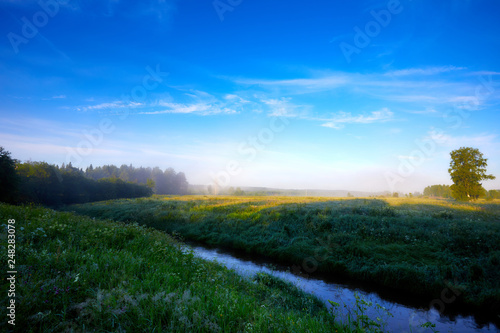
[1,0,499,193]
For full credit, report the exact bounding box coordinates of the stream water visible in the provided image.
[187,243,499,333]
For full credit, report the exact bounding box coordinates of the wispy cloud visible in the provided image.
[41,95,67,101]
[384,66,466,76]
[139,102,237,115]
[235,75,349,90]
[149,90,248,115]
[262,97,311,117]
[234,66,500,123]
[233,67,476,100]
[102,90,249,116]
[224,94,250,104]
[425,130,498,149]
[76,101,143,112]
[71,66,497,127]
[234,66,470,92]
[381,94,440,103]
[0,117,82,139]
[404,108,438,115]
[321,108,394,129]
[471,71,500,76]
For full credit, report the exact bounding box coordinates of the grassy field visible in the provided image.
[67,195,500,318]
[0,203,355,332]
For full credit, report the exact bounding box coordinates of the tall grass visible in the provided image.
[1,203,348,332]
[67,196,500,318]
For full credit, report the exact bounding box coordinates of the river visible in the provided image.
[186,243,500,333]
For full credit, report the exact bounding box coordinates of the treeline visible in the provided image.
[423,185,452,198]
[0,147,189,207]
[84,164,188,195]
[15,162,152,206]
[485,190,500,200]
[424,184,500,200]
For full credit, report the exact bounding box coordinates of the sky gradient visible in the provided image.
[1,0,499,193]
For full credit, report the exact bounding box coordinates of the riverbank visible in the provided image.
[187,242,499,332]
[67,195,500,320]
[0,203,342,332]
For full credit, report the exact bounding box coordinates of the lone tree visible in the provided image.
[448,147,495,201]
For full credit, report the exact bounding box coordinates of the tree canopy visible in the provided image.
[85,164,189,195]
[423,184,452,198]
[448,147,495,201]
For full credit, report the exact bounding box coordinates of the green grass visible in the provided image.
[66,195,500,318]
[0,203,349,332]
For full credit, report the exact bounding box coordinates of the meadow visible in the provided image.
[1,203,348,332]
[67,195,500,319]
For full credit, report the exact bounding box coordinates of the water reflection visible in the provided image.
[187,244,500,333]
